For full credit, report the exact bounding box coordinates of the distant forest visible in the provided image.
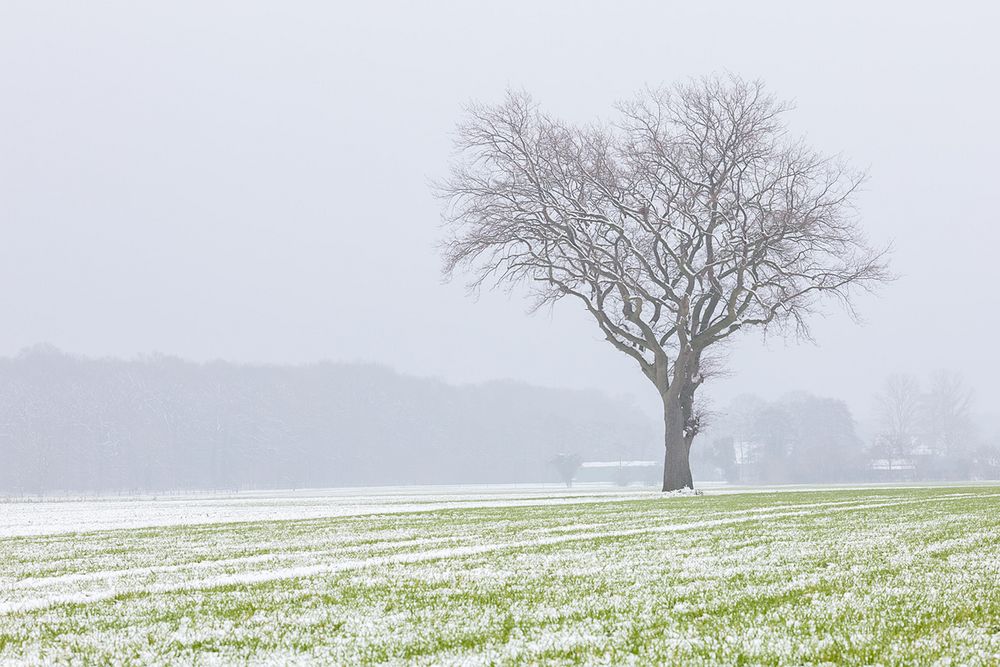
[694,382,1000,485]
[0,346,657,494]
[2,347,997,495]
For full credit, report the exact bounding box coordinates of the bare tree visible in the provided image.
[874,373,923,460]
[721,394,769,480]
[923,370,974,457]
[438,75,889,491]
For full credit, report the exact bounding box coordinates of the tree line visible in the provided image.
[3,347,995,494]
[691,379,999,483]
[0,346,656,494]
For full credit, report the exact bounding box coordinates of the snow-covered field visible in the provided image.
[0,485,660,538]
[1,485,998,664]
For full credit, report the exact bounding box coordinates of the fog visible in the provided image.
[1,2,999,490]
[0,347,660,493]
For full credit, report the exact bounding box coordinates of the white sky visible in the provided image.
[1,1,998,422]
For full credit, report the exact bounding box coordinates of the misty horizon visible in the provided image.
[3,344,994,497]
[4,343,997,435]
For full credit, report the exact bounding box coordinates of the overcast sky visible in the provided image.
[1,1,998,422]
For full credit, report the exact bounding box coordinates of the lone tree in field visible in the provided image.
[438,76,888,491]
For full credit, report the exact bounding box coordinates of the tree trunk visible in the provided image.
[662,391,693,491]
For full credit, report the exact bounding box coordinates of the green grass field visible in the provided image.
[1,485,998,665]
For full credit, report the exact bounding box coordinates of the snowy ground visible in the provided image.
[0,484,661,538]
[1,485,998,664]
[2,481,978,537]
